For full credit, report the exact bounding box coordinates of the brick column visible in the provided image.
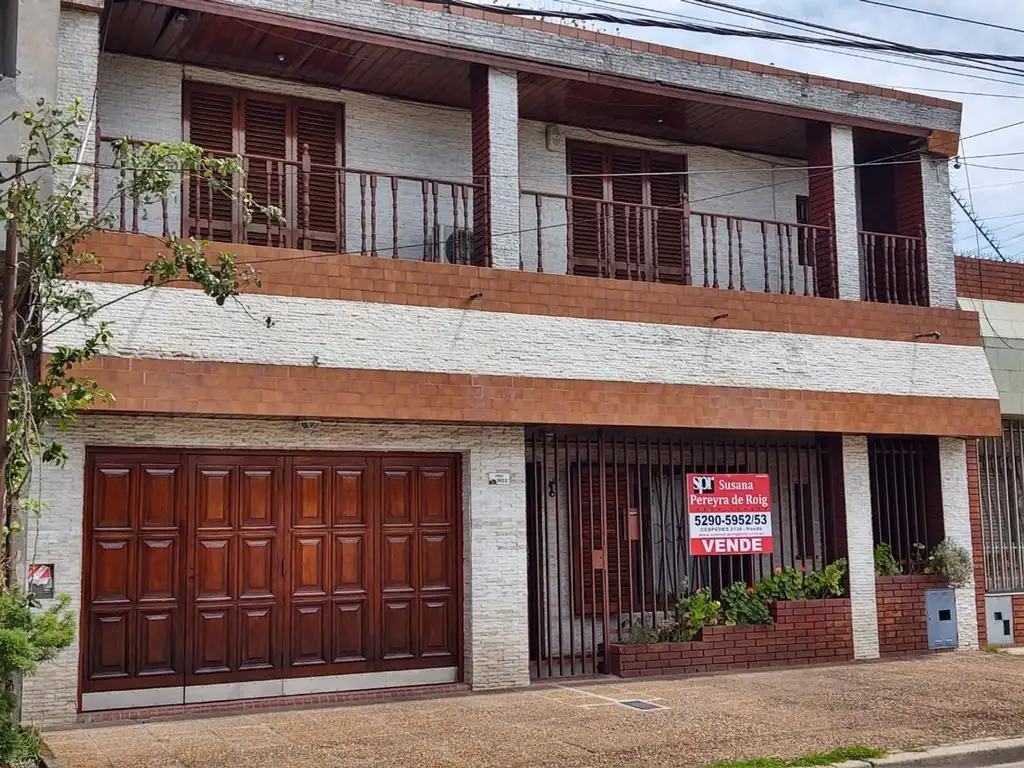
[470,65,521,270]
[939,437,980,649]
[841,435,880,659]
[806,123,859,300]
[965,439,987,647]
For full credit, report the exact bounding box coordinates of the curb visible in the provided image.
[828,737,1024,768]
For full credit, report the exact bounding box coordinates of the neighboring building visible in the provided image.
[15,0,1003,726]
[956,258,1024,647]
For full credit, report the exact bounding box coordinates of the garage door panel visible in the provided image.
[420,533,451,591]
[136,609,178,677]
[332,600,369,663]
[195,538,232,600]
[382,534,413,592]
[239,537,276,598]
[420,598,454,660]
[294,469,327,527]
[92,539,132,603]
[333,534,366,593]
[238,606,276,671]
[138,538,176,601]
[292,534,327,596]
[382,600,415,660]
[196,468,233,529]
[382,468,414,525]
[93,467,133,530]
[89,610,132,680]
[193,607,233,675]
[419,467,451,525]
[290,603,328,667]
[139,466,178,529]
[332,468,366,525]
[240,469,276,528]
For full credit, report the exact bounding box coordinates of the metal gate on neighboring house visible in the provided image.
[524,428,843,678]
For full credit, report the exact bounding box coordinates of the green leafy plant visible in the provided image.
[622,620,661,645]
[874,543,902,577]
[804,558,848,599]
[721,581,772,626]
[673,589,721,641]
[754,566,807,602]
[925,539,973,587]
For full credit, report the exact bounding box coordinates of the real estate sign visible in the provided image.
[686,473,773,556]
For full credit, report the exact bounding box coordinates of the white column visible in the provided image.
[938,437,979,649]
[922,156,956,308]
[831,126,861,301]
[56,6,100,186]
[462,430,531,689]
[471,66,521,270]
[841,435,880,660]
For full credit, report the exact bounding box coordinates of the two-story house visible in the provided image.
[13,0,1002,725]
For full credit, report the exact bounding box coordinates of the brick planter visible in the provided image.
[876,575,950,657]
[608,599,853,678]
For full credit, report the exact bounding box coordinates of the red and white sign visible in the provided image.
[687,473,774,556]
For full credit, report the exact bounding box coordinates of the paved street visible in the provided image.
[44,654,1024,768]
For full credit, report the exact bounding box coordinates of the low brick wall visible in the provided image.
[1015,595,1024,645]
[608,599,853,678]
[876,575,948,656]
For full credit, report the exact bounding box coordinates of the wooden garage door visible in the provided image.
[81,451,460,696]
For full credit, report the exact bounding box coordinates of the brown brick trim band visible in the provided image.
[82,233,983,347]
[956,257,1024,304]
[73,355,1001,436]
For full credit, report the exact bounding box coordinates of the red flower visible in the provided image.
[747,586,755,595]
[774,567,782,574]
[800,566,807,574]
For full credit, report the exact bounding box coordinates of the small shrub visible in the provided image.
[804,558,847,599]
[721,581,772,626]
[874,543,902,577]
[622,620,660,645]
[926,539,973,587]
[674,589,721,641]
[754,567,806,602]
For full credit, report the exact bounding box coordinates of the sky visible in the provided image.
[479,0,1024,260]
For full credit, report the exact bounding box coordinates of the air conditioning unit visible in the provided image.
[424,225,473,265]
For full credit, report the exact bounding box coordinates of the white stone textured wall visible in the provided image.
[923,156,956,309]
[481,68,521,270]
[20,416,529,726]
[841,435,880,660]
[51,281,999,402]
[216,0,960,133]
[96,54,183,236]
[938,437,979,649]
[831,125,861,301]
[56,7,99,185]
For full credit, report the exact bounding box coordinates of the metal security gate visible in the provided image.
[524,428,841,678]
[979,419,1024,593]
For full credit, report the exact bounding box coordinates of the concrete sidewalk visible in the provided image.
[43,654,1024,768]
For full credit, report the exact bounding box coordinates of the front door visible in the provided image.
[81,450,460,709]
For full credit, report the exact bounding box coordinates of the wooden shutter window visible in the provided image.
[648,154,687,284]
[241,97,289,246]
[184,87,237,242]
[567,145,606,278]
[295,102,344,252]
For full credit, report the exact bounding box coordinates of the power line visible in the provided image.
[422,0,1024,63]
[858,1,1024,36]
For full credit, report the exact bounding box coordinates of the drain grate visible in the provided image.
[619,700,663,711]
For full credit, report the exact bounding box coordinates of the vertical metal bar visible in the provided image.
[657,437,669,613]
[761,222,770,293]
[553,433,565,676]
[701,214,710,288]
[529,434,541,678]
[1000,424,1014,586]
[541,433,553,678]
[359,174,368,255]
[1010,422,1024,587]
[668,439,680,601]
[774,440,787,569]
[565,434,576,675]
[682,194,692,286]
[903,441,916,566]
[421,180,429,261]
[612,441,623,644]
[624,438,636,626]
[737,221,745,291]
[785,441,797,569]
[726,218,734,290]
[599,433,611,671]
[711,215,719,289]
[575,435,586,673]
[816,439,831,564]
[994,427,1008,588]
[588,439,599,674]
[392,177,400,259]
[634,436,648,629]
[536,195,545,273]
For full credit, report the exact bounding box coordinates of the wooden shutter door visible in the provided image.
[241,96,288,247]
[648,154,687,285]
[609,151,645,281]
[567,144,607,278]
[184,86,237,243]
[295,102,343,252]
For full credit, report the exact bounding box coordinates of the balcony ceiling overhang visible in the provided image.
[103,0,929,159]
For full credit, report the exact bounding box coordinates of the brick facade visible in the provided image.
[607,600,853,678]
[1016,596,1024,645]
[956,257,1024,303]
[966,439,988,646]
[876,575,949,657]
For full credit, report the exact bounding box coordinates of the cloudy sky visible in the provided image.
[482,0,1024,260]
